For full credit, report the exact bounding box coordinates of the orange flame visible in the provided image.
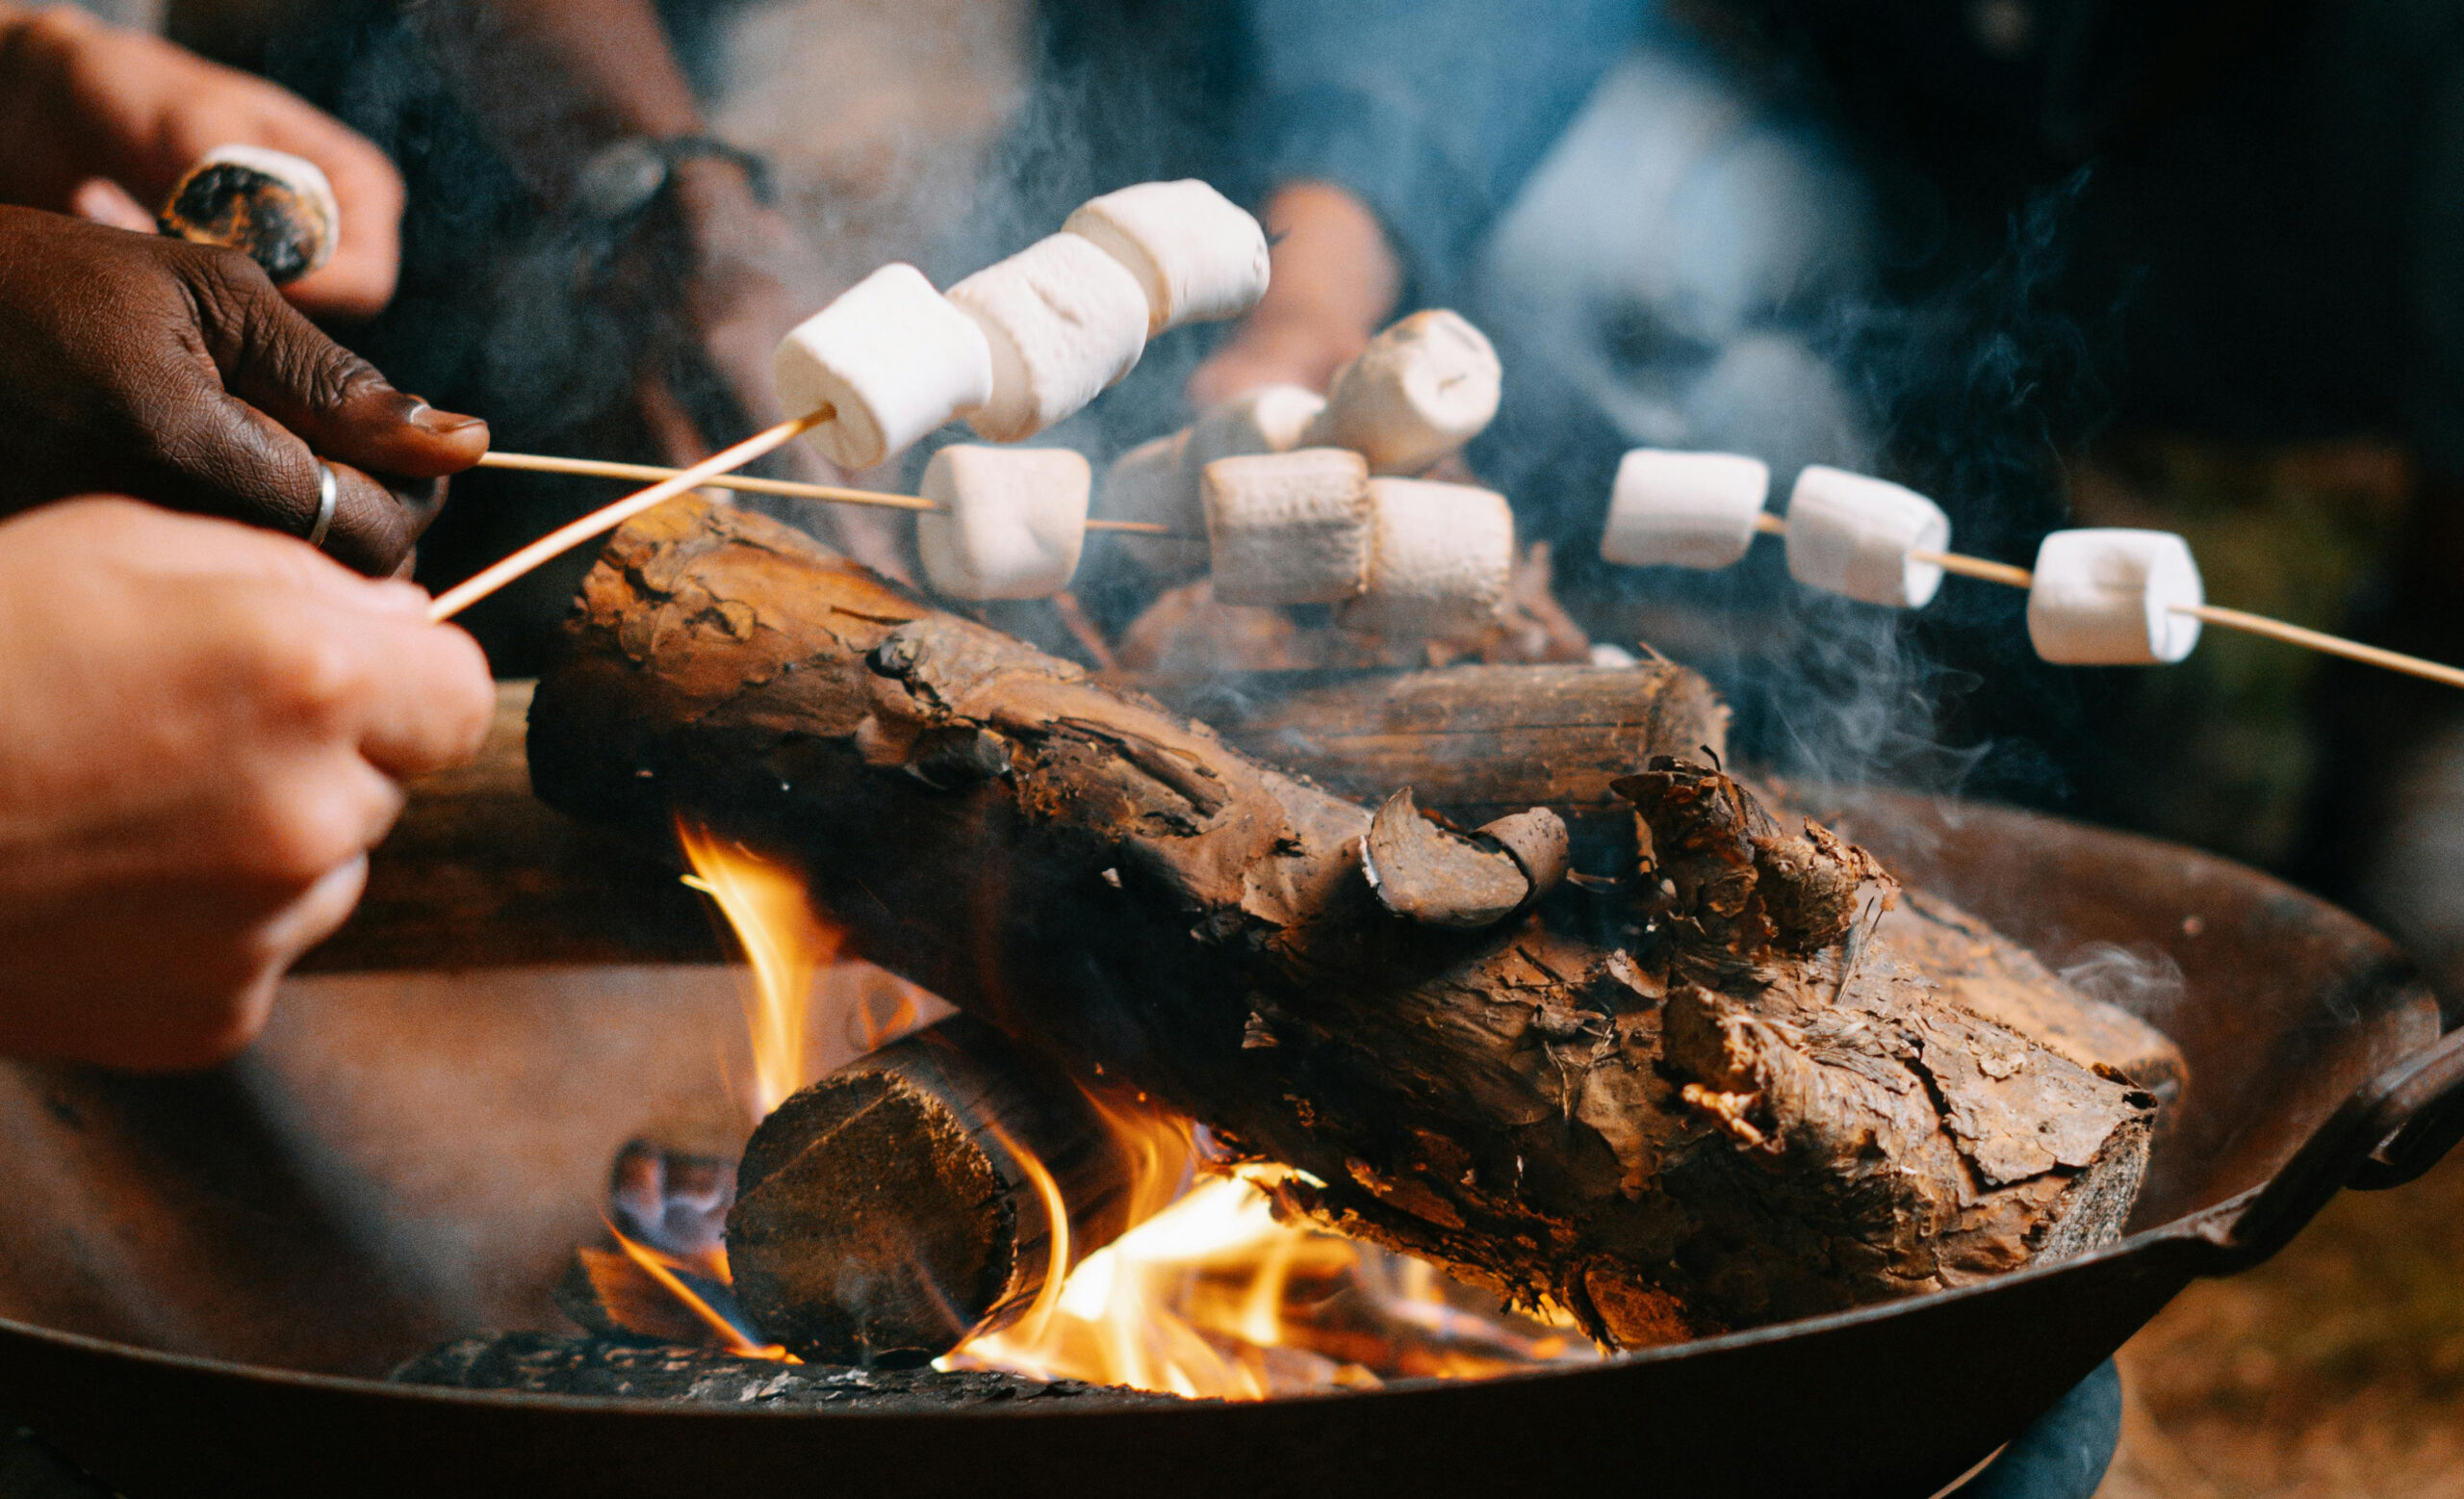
[662,821,1598,1396]
[604,1220,794,1361]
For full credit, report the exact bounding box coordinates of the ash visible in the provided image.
[393,1332,1183,1410]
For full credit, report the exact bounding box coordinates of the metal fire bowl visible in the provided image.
[0,793,2458,1499]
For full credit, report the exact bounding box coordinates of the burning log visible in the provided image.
[726,1016,1145,1366]
[392,1332,1178,1409]
[527,498,2155,1348]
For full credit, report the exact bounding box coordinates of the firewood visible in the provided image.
[726,1016,1140,1366]
[526,498,2155,1347]
[391,1331,1178,1409]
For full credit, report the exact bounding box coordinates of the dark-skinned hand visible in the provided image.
[0,207,487,575]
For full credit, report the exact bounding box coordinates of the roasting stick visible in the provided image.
[427,413,827,622]
[475,450,1177,535]
[1745,511,2464,688]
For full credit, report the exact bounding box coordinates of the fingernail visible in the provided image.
[404,401,487,436]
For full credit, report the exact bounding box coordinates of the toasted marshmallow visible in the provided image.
[1601,450,1772,570]
[948,232,1150,443]
[1303,311,1502,476]
[2027,529,2204,665]
[1784,466,1951,608]
[1065,180,1271,334]
[159,144,339,283]
[1202,449,1373,606]
[1339,477,1515,636]
[774,264,995,472]
[916,445,1091,600]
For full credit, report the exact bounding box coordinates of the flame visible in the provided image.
[655,820,1597,1398]
[677,817,842,1118]
[604,1220,794,1361]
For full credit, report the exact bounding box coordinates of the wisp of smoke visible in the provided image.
[2056,942,2188,1028]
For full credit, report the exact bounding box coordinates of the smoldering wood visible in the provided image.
[391,1331,1179,1409]
[526,499,2155,1348]
[726,1015,1139,1365]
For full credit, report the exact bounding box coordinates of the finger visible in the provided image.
[246,114,404,322]
[344,612,496,779]
[68,176,155,233]
[204,266,487,478]
[249,853,372,974]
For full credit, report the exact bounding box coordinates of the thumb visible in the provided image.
[212,278,488,479]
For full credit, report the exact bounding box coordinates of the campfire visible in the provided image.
[548,823,1601,1400]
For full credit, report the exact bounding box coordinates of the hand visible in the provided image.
[0,499,495,1070]
[0,207,487,576]
[0,4,405,320]
[1187,181,1401,407]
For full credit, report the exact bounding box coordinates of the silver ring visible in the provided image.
[305,461,337,551]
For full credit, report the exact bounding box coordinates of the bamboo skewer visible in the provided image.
[475,451,1177,535]
[1746,510,2464,690]
[429,414,827,621]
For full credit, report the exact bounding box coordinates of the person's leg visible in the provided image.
[1954,1360,2124,1499]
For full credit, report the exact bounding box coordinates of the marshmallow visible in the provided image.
[2026,529,2205,665]
[1188,383,1328,471]
[1784,466,1951,608]
[916,445,1091,600]
[1339,477,1516,636]
[774,264,996,472]
[1202,449,1373,606]
[1064,180,1271,334]
[948,233,1150,443]
[158,144,339,284]
[1601,450,1772,570]
[1304,311,1503,475]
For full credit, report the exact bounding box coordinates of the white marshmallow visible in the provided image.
[916,445,1091,600]
[1339,477,1516,636]
[948,233,1150,443]
[1098,429,1209,573]
[1304,310,1503,475]
[1600,450,1772,570]
[1064,180,1271,334]
[2026,529,2205,665]
[1188,383,1328,471]
[774,264,996,472]
[1202,449,1373,606]
[1784,466,1951,608]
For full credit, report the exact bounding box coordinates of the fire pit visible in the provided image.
[0,689,2454,1497]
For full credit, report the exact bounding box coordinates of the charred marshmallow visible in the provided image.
[1784,466,1951,608]
[948,232,1150,443]
[1338,477,1515,636]
[1065,180,1271,334]
[2026,529,2204,665]
[916,444,1091,600]
[158,144,339,284]
[773,264,995,472]
[1304,310,1502,476]
[1600,449,1772,570]
[1202,448,1373,606]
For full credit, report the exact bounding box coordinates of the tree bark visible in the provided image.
[527,498,2155,1347]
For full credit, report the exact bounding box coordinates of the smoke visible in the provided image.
[2056,942,2188,1028]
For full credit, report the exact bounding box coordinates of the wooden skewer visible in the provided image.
[1746,509,2464,690]
[475,451,1179,536]
[429,414,826,621]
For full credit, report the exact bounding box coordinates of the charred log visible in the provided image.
[726,1016,1139,1365]
[391,1332,1177,1409]
[527,499,2155,1348]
